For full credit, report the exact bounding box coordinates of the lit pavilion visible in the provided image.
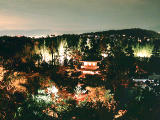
[79,61,100,75]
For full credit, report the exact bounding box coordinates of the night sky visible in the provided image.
[0,0,160,36]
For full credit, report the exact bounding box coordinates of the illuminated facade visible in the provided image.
[80,61,100,75]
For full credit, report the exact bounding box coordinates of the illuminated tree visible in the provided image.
[132,43,154,58]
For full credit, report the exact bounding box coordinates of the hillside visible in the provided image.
[83,28,160,38]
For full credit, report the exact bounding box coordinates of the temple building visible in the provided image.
[79,61,100,75]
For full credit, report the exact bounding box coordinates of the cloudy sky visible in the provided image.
[0,0,160,36]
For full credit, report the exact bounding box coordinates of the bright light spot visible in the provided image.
[35,40,52,63]
[37,47,52,63]
[84,62,88,66]
[133,44,153,58]
[93,63,96,66]
[47,86,59,97]
[86,38,91,49]
[136,50,150,57]
[102,53,108,58]
[58,40,71,65]
[34,86,59,103]
[89,63,91,66]
[59,41,65,64]
[42,50,52,62]
[83,71,95,74]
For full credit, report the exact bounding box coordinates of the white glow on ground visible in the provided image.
[47,86,59,97]
[34,86,59,103]
[33,94,52,103]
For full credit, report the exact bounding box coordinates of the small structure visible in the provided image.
[132,78,155,88]
[79,61,100,75]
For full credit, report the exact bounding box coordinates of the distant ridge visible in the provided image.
[82,28,160,38]
[0,28,160,39]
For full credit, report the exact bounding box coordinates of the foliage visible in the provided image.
[81,37,102,61]
[13,87,115,120]
[117,80,160,120]
[80,74,104,87]
[1,28,160,120]
[59,101,114,120]
[14,95,54,120]
[102,44,136,91]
